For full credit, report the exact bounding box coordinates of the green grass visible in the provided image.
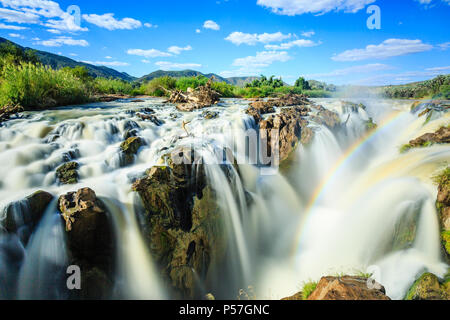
[93,77,133,95]
[0,61,89,109]
[432,167,450,188]
[301,281,318,300]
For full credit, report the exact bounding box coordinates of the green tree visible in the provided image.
[295,77,311,90]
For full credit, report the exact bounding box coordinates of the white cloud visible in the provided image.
[155,61,202,70]
[203,20,220,30]
[82,60,130,67]
[332,39,433,61]
[196,29,201,33]
[438,42,450,50]
[0,0,64,18]
[306,63,392,78]
[69,53,77,57]
[425,66,450,72]
[144,22,156,28]
[83,13,142,30]
[167,45,192,55]
[256,0,376,15]
[0,7,40,24]
[225,31,291,45]
[127,48,173,58]
[36,36,89,47]
[142,59,150,64]
[233,50,291,68]
[8,33,24,38]
[105,56,112,59]
[415,0,450,6]
[301,30,315,37]
[46,28,61,34]
[265,39,321,50]
[0,22,28,29]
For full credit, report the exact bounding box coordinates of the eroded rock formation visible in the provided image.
[409,126,450,148]
[58,188,114,299]
[132,149,226,298]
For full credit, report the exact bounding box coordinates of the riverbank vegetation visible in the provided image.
[382,75,450,100]
[1,41,449,112]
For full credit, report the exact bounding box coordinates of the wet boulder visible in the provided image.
[2,191,54,244]
[0,105,24,125]
[137,113,165,126]
[306,276,390,300]
[405,273,449,300]
[132,149,226,298]
[58,188,114,299]
[202,110,219,120]
[120,136,144,166]
[56,162,79,185]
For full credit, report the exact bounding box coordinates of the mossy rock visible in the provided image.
[56,162,79,185]
[405,273,448,300]
[120,137,143,166]
[442,231,450,257]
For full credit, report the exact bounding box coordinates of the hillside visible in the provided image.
[226,76,261,87]
[137,69,262,87]
[0,37,135,81]
[137,69,228,83]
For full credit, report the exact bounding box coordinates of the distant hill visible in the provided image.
[0,37,135,81]
[137,69,262,87]
[226,76,260,87]
[137,69,228,83]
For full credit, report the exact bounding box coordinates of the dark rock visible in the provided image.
[120,137,143,166]
[132,149,226,298]
[56,162,79,185]
[3,191,54,241]
[58,188,114,299]
[137,113,165,126]
[202,110,219,120]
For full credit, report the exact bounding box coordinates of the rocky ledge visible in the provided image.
[132,148,226,298]
[283,276,390,300]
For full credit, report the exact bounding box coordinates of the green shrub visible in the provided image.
[176,76,208,91]
[143,76,177,96]
[93,77,133,95]
[0,61,89,109]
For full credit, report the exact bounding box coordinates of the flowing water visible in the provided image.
[0,97,448,300]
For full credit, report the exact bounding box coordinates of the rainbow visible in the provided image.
[291,110,406,254]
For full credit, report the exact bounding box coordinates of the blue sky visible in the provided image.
[0,0,449,85]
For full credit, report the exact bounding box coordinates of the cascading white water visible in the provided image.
[0,97,448,300]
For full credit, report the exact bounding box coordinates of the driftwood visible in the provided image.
[164,78,221,112]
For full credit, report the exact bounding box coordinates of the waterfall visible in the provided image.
[0,97,447,300]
